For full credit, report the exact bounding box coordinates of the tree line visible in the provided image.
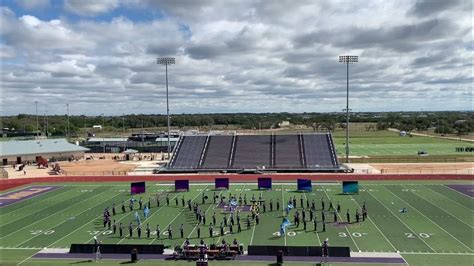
[1,111,472,137]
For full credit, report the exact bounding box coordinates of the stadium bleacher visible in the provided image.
[232,135,271,169]
[169,136,207,169]
[201,136,233,169]
[302,133,337,168]
[274,135,303,168]
[166,133,341,172]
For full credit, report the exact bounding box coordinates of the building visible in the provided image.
[278,121,291,127]
[0,138,89,165]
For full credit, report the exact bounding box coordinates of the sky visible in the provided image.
[1,0,472,115]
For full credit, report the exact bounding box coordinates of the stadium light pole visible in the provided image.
[122,114,126,152]
[157,57,175,161]
[66,103,70,141]
[100,113,105,154]
[35,101,39,137]
[45,111,49,137]
[338,55,358,164]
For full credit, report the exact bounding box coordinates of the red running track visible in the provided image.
[0,174,472,191]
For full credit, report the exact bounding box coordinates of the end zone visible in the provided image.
[0,186,62,207]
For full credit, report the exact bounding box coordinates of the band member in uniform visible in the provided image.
[322,239,329,263]
[168,225,173,239]
[328,201,334,211]
[112,220,117,234]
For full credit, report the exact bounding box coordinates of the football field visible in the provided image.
[1,181,473,265]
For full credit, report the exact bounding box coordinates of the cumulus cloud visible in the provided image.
[0,1,472,115]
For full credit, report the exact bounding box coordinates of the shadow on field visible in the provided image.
[69,260,92,264]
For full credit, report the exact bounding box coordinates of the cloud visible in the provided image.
[410,0,464,16]
[64,0,119,16]
[16,0,50,10]
[0,1,472,115]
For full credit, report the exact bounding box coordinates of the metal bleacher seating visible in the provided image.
[274,135,303,168]
[231,135,271,169]
[201,136,233,169]
[302,134,337,168]
[167,133,340,172]
[170,135,207,169]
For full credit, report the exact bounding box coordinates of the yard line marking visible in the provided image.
[119,191,181,245]
[56,185,173,247]
[249,217,257,246]
[215,184,246,245]
[303,189,320,246]
[385,185,473,252]
[364,186,436,253]
[183,187,225,245]
[17,250,38,265]
[349,194,397,252]
[414,186,474,229]
[0,187,74,219]
[321,185,360,252]
[148,185,209,245]
[0,187,81,226]
[83,184,174,244]
[1,187,110,241]
[425,185,474,214]
[15,187,116,247]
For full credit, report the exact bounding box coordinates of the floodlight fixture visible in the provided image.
[339,55,358,63]
[157,57,175,65]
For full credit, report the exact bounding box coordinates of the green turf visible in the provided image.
[332,131,473,156]
[1,182,473,265]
